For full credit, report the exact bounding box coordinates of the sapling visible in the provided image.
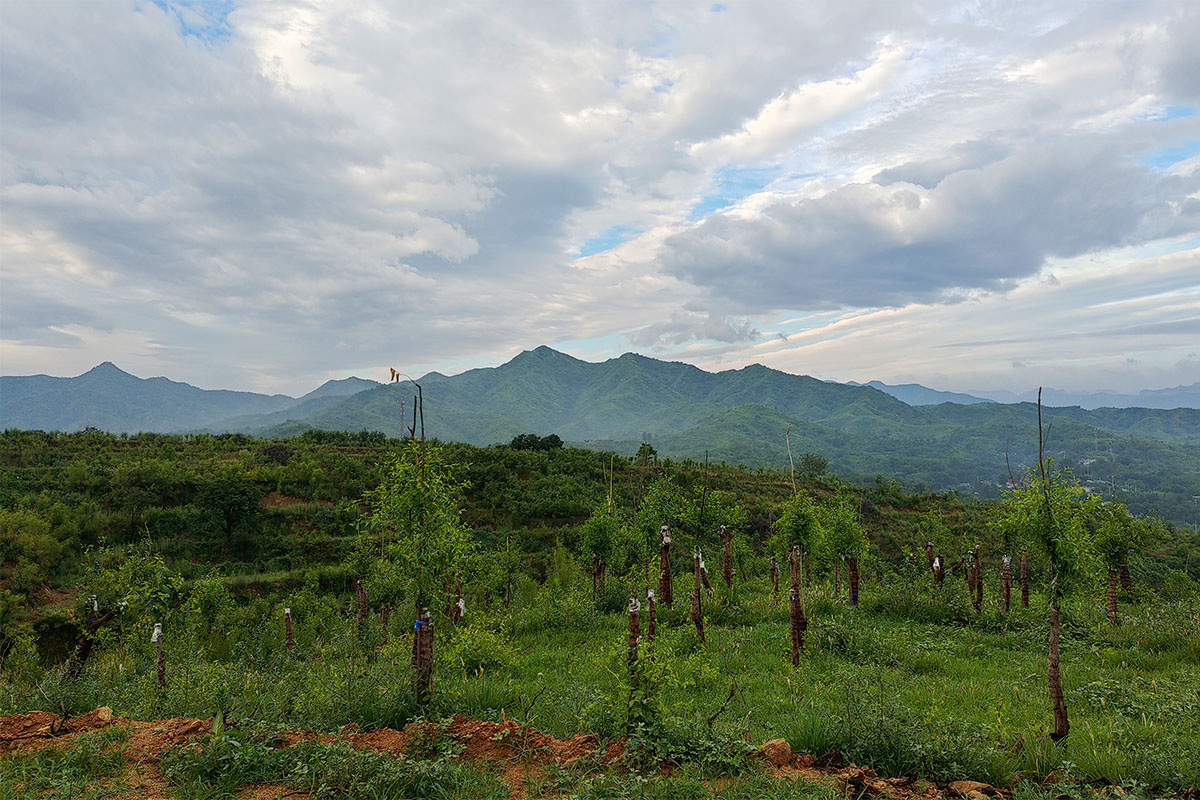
[691,549,705,645]
[820,495,865,606]
[994,389,1099,742]
[1094,501,1157,627]
[356,437,474,706]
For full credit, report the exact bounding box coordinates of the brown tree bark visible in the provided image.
[691,550,706,645]
[972,547,983,612]
[1119,563,1132,593]
[699,551,713,595]
[448,573,464,624]
[770,558,780,605]
[1001,556,1012,613]
[1020,553,1029,608]
[626,592,641,669]
[154,623,165,689]
[1106,567,1119,626]
[658,526,673,606]
[1048,600,1069,741]
[414,608,433,706]
[284,608,294,651]
[847,557,860,606]
[788,546,806,667]
[67,610,116,677]
[933,555,944,587]
[925,541,935,574]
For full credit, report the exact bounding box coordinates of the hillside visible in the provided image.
[3,349,1197,522]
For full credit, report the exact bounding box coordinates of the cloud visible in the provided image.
[656,136,1199,311]
[1,0,1198,396]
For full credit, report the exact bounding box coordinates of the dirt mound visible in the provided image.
[399,714,624,765]
[0,707,210,761]
[0,706,115,751]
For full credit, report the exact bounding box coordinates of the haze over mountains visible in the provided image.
[3,348,1198,522]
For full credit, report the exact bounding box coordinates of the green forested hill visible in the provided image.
[3,348,1197,522]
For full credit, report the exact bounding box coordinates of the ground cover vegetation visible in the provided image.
[1,425,1198,798]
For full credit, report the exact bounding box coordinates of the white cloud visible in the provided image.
[1,0,1197,396]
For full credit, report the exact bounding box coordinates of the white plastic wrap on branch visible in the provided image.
[647,589,655,600]
[628,596,641,613]
[151,622,162,643]
[456,597,466,617]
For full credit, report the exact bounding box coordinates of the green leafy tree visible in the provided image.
[995,458,1098,741]
[357,439,474,613]
[818,493,867,605]
[1093,501,1159,625]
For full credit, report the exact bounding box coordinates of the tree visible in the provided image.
[774,492,822,662]
[634,442,658,467]
[196,465,262,555]
[799,453,828,477]
[994,392,1098,741]
[819,494,866,606]
[356,438,474,704]
[1093,501,1158,626]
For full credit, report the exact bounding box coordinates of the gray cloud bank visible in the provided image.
[1,0,1197,395]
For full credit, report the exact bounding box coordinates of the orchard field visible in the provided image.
[1,428,1198,799]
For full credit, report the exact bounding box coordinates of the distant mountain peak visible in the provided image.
[81,362,134,378]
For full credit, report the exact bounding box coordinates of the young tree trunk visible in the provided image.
[646,588,657,641]
[925,541,935,575]
[1106,567,1119,626]
[355,579,368,632]
[834,563,840,597]
[691,550,706,645]
[847,557,860,606]
[1048,599,1069,741]
[721,525,733,587]
[967,562,977,607]
[67,611,116,678]
[414,608,433,706]
[972,548,983,612]
[933,555,944,588]
[1001,556,1012,613]
[770,558,780,605]
[448,573,464,624]
[699,551,713,596]
[284,607,294,651]
[788,546,806,667]
[154,622,165,689]
[658,526,673,606]
[627,591,641,669]
[1119,563,1132,593]
[1020,554,1030,608]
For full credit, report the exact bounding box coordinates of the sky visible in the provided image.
[2,0,1198,397]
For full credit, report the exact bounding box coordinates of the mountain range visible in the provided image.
[3,349,1198,522]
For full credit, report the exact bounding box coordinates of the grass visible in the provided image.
[0,727,130,800]
[3,574,1198,794]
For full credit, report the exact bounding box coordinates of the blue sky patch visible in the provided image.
[151,0,235,46]
[1141,140,1199,170]
[689,165,780,219]
[576,225,639,258]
